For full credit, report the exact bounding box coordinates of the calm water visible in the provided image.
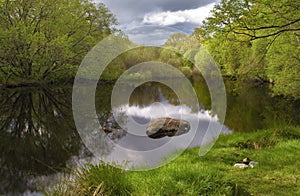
[0,80,299,195]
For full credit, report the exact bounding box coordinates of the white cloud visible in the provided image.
[143,3,215,26]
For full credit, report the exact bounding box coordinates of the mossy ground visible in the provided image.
[47,126,300,195]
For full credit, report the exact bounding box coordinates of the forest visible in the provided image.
[0,0,299,98]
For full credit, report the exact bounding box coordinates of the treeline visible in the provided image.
[101,32,222,82]
[103,0,300,99]
[196,0,300,98]
[1,0,299,98]
[101,34,201,81]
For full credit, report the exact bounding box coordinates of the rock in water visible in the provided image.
[146,118,190,139]
[101,114,127,141]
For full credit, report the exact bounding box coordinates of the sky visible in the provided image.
[97,0,220,45]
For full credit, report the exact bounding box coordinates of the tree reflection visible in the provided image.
[223,81,300,132]
[0,87,84,194]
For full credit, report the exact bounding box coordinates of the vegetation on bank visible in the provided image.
[46,125,300,195]
[198,0,300,98]
[1,0,299,99]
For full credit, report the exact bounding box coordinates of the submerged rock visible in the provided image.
[107,129,127,140]
[146,117,190,139]
[101,114,127,141]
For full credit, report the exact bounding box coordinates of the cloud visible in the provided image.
[124,25,184,46]
[95,0,220,45]
[143,3,215,26]
[98,0,218,24]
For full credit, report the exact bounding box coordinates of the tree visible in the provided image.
[164,33,188,49]
[0,0,116,81]
[197,0,300,98]
[201,0,300,41]
[266,32,300,98]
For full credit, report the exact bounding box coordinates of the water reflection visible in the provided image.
[0,87,88,194]
[0,79,299,193]
[94,81,300,168]
[94,82,231,169]
[223,81,300,132]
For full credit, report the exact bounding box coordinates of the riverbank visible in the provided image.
[2,68,297,100]
[46,125,300,195]
[0,78,74,89]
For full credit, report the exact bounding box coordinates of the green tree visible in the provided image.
[198,0,300,98]
[266,32,300,97]
[202,0,300,41]
[0,0,116,82]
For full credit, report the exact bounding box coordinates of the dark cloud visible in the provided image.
[150,0,218,11]
[96,0,219,45]
[124,25,187,46]
[169,22,200,34]
[98,0,218,23]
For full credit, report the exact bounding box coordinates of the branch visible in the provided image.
[243,18,300,31]
[232,27,300,40]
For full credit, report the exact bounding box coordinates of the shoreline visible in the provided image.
[45,125,300,195]
[0,74,271,89]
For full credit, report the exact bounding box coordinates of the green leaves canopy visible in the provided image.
[198,0,300,98]
[202,0,300,41]
[0,0,116,80]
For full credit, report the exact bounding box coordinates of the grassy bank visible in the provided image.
[47,126,300,195]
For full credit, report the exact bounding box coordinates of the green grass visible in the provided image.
[46,126,300,195]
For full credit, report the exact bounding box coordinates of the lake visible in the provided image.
[0,79,299,195]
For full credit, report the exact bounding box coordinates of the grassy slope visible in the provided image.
[48,126,300,196]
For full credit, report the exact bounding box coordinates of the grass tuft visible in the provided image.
[46,162,131,196]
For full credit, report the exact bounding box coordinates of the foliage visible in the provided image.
[266,32,300,98]
[164,33,200,52]
[0,0,116,82]
[202,0,300,41]
[179,66,192,77]
[197,0,300,98]
[99,46,197,81]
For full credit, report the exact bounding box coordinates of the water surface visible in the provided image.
[0,80,299,194]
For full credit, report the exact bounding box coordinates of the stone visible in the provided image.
[107,129,127,141]
[234,157,258,169]
[102,115,121,133]
[234,163,249,169]
[146,117,190,139]
[243,157,251,164]
[101,114,127,140]
[249,161,259,168]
